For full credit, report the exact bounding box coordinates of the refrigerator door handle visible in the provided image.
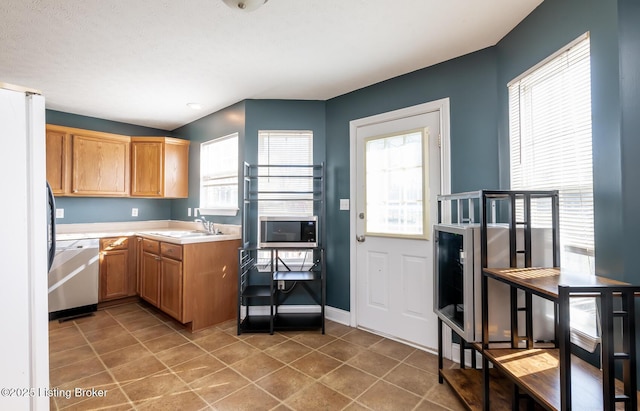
[47,181,56,271]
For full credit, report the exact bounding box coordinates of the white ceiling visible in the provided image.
[0,0,542,131]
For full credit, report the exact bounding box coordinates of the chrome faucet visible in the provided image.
[195,216,215,234]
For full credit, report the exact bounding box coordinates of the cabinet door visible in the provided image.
[140,251,160,306]
[45,127,69,195]
[100,249,129,301]
[131,141,163,197]
[71,133,130,196]
[164,140,189,198]
[160,257,183,321]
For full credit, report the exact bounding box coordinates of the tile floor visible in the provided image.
[49,302,465,410]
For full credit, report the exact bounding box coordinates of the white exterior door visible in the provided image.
[350,101,449,350]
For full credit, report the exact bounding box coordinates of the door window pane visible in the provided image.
[365,130,426,238]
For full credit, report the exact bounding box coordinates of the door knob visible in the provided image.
[356,235,366,243]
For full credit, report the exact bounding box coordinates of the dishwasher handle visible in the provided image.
[47,181,56,271]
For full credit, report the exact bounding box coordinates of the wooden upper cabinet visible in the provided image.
[46,124,131,197]
[71,132,130,196]
[45,126,71,195]
[131,137,189,198]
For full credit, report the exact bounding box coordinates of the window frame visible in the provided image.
[508,33,599,351]
[199,132,239,216]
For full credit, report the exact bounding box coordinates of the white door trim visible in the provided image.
[349,98,451,328]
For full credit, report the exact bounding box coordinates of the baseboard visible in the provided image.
[325,306,350,325]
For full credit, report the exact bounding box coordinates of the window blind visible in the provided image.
[509,34,598,350]
[509,34,594,273]
[257,130,313,216]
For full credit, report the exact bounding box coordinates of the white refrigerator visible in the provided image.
[0,83,50,410]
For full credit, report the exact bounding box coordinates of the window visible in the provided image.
[365,129,427,238]
[257,130,313,216]
[199,133,239,215]
[257,130,314,268]
[508,34,598,350]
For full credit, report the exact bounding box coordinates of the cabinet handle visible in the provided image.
[155,256,161,261]
[167,249,173,253]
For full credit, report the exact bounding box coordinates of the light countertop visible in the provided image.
[56,220,241,245]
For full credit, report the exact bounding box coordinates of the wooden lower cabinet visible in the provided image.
[99,237,137,302]
[140,251,161,307]
[137,237,240,331]
[159,257,183,321]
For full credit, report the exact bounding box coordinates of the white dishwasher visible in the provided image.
[48,238,99,320]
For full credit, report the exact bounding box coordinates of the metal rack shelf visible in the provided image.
[238,163,326,335]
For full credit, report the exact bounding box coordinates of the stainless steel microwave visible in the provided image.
[259,216,318,248]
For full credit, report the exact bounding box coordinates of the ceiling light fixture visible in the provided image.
[222,0,269,12]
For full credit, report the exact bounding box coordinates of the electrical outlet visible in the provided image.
[187,208,191,217]
[131,208,138,217]
[278,280,285,290]
[55,208,64,219]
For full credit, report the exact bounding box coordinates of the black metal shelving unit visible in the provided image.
[237,163,326,335]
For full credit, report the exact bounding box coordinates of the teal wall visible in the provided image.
[496,0,625,281]
[46,110,173,224]
[324,48,499,310]
[171,101,246,224]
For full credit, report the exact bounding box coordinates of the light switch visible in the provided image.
[55,208,64,219]
[339,199,350,210]
[131,208,138,217]
[187,208,191,217]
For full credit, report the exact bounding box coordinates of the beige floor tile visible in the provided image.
[170,354,226,384]
[319,364,378,399]
[289,332,336,349]
[264,340,312,364]
[370,338,417,361]
[232,352,285,381]
[48,306,465,411]
[347,349,400,377]
[59,386,131,411]
[193,330,238,352]
[74,312,118,333]
[188,367,249,404]
[243,333,288,350]
[109,355,169,385]
[155,342,207,368]
[54,371,117,409]
[49,356,106,387]
[120,371,188,403]
[131,323,176,342]
[340,328,384,348]
[135,389,208,411]
[90,331,139,355]
[318,339,363,362]
[82,323,130,343]
[49,333,87,354]
[256,366,314,400]
[324,321,353,337]
[358,380,421,411]
[143,332,190,353]
[211,340,260,365]
[403,349,446,375]
[383,363,436,396]
[49,344,97,370]
[99,342,152,369]
[289,351,341,379]
[212,384,280,410]
[285,382,351,411]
